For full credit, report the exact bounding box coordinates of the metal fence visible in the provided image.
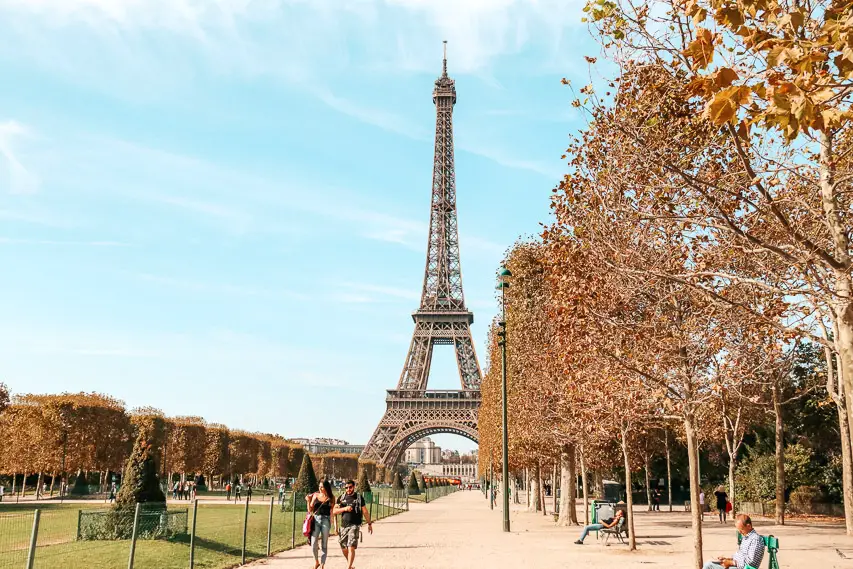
[0,490,409,569]
[407,484,460,503]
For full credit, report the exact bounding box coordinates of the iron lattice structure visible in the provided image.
[361,44,482,467]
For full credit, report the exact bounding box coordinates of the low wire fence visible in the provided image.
[407,484,460,503]
[0,490,409,569]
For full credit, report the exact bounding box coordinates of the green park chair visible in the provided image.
[736,532,780,569]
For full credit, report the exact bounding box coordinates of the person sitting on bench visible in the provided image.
[704,514,764,569]
[574,509,624,544]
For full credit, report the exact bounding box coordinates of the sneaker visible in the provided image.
[574,540,583,545]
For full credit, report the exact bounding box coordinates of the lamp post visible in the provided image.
[497,266,512,532]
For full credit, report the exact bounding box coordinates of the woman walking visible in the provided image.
[714,485,729,523]
[307,479,335,569]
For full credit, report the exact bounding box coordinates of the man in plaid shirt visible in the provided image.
[703,514,765,569]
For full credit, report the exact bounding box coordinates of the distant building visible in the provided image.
[292,438,365,455]
[420,463,478,482]
[405,437,442,464]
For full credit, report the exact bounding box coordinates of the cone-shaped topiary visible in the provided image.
[407,471,421,495]
[393,472,405,491]
[293,453,319,495]
[356,467,371,494]
[415,471,425,491]
[115,430,166,507]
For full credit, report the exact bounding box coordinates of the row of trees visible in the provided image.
[480,0,853,567]
[0,390,376,491]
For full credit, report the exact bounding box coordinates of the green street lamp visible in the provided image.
[496,266,512,532]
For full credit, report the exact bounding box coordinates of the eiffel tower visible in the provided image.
[361,42,481,467]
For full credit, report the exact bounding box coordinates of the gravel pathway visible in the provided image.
[252,489,850,568]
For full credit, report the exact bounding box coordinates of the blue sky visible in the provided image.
[0,0,593,453]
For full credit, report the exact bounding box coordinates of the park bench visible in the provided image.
[737,532,780,569]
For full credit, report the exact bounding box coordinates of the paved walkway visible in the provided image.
[252,490,851,568]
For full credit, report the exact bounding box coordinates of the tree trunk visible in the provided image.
[513,475,520,504]
[772,380,786,525]
[558,445,574,526]
[529,464,541,512]
[568,444,578,524]
[685,414,704,569]
[539,462,547,516]
[36,472,43,499]
[593,469,603,498]
[49,472,56,497]
[644,455,652,511]
[552,462,558,515]
[620,426,637,551]
[827,345,853,535]
[819,129,853,467]
[665,431,673,512]
[837,314,853,479]
[11,473,16,496]
[728,454,737,516]
[581,445,590,524]
[837,401,853,535]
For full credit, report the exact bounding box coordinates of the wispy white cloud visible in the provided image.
[133,272,309,300]
[312,88,429,140]
[0,0,584,80]
[0,121,39,194]
[457,141,562,180]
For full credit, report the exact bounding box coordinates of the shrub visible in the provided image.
[115,430,166,507]
[393,472,405,491]
[356,468,371,494]
[790,486,825,512]
[293,453,319,495]
[407,472,421,495]
[735,443,815,503]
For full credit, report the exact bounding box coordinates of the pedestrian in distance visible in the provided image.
[333,479,373,569]
[306,479,335,569]
[715,486,729,523]
[699,490,706,521]
[234,483,242,502]
[225,482,232,501]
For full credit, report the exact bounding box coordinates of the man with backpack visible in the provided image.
[333,479,373,569]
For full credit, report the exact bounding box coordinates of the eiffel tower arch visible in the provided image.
[361,43,481,468]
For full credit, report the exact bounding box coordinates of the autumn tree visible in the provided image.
[578,0,853,537]
[203,424,230,486]
[167,416,207,484]
[229,431,260,481]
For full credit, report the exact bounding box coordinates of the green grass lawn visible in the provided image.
[0,501,306,569]
[0,494,407,569]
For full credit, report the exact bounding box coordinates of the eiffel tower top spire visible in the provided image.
[433,41,456,105]
[442,40,448,78]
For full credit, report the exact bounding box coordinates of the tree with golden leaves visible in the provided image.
[203,423,230,485]
[579,0,853,536]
